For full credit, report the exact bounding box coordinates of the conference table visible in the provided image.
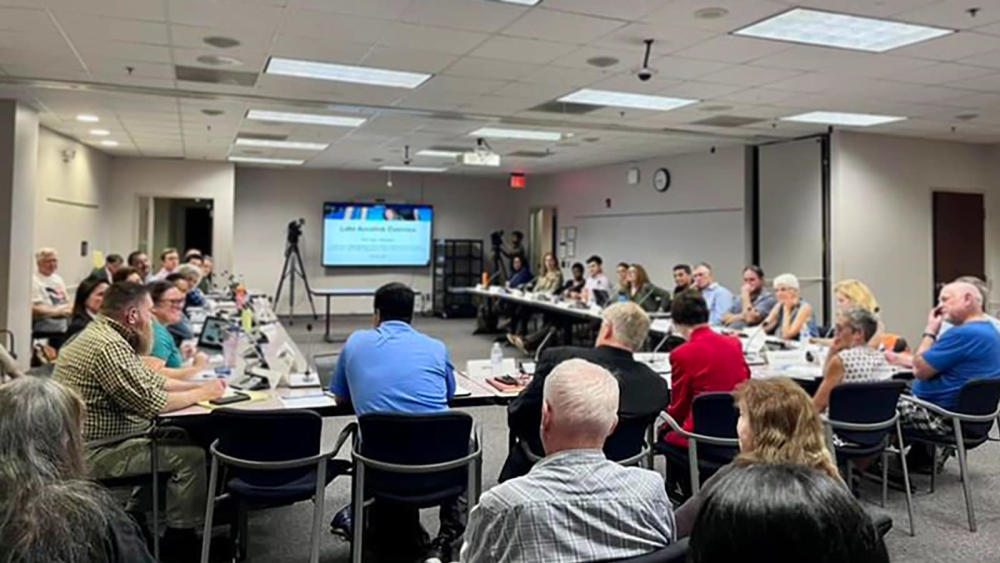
[310,287,378,343]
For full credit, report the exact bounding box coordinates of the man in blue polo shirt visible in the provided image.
[693,262,733,325]
[900,282,1000,460]
[329,282,459,563]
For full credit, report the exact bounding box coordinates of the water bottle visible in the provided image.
[490,342,504,378]
[799,323,809,351]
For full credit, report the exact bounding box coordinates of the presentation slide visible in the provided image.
[322,202,433,267]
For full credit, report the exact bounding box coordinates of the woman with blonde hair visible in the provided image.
[829,279,892,348]
[674,377,840,537]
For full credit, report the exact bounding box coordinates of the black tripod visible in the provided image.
[274,238,317,324]
[489,246,509,283]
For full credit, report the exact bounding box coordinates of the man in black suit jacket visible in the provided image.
[500,302,670,481]
[89,254,123,283]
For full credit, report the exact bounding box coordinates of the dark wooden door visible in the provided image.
[933,191,984,299]
[184,206,213,256]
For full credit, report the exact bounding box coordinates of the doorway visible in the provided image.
[138,197,214,259]
[932,191,985,301]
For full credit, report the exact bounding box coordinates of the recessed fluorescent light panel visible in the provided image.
[781,111,906,127]
[228,156,305,165]
[558,88,698,111]
[246,110,366,128]
[76,114,99,122]
[379,165,448,173]
[470,127,562,141]
[490,0,542,5]
[265,57,432,89]
[416,149,462,158]
[90,129,110,136]
[99,140,119,147]
[234,138,329,151]
[733,8,953,53]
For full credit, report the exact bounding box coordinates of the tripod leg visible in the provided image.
[293,247,319,319]
[274,250,294,307]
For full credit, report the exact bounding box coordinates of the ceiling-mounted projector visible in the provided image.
[459,137,501,167]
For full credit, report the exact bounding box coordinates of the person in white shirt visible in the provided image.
[693,262,733,325]
[150,247,179,281]
[581,255,610,305]
[31,247,72,334]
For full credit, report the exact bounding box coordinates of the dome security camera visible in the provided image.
[637,67,653,82]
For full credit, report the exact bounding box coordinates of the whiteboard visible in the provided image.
[570,208,745,291]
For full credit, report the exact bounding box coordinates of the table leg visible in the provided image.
[324,295,332,342]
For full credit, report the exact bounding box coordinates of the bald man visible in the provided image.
[898,281,1000,440]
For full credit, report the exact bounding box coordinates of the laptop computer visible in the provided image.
[197,316,230,350]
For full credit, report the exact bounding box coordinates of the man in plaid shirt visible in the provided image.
[461,359,675,563]
[55,282,225,561]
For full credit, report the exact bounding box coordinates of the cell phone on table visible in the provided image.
[209,391,250,405]
[497,374,519,386]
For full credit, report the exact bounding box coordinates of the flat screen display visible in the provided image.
[322,202,433,267]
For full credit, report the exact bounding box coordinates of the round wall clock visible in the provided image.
[653,168,671,192]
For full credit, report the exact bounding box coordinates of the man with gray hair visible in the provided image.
[461,359,675,562]
[31,247,72,334]
[896,281,1000,440]
[501,302,669,480]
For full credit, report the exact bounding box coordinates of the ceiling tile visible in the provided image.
[501,8,625,44]
[896,2,1000,29]
[660,80,747,99]
[167,0,284,34]
[290,0,411,19]
[642,0,789,32]
[358,46,458,74]
[672,35,791,64]
[893,31,1000,61]
[442,56,540,81]
[281,10,388,42]
[649,56,732,79]
[883,62,997,84]
[57,13,169,44]
[699,65,802,87]
[539,0,668,21]
[947,72,1000,92]
[468,36,578,65]
[958,48,1000,69]
[595,23,717,54]
[375,22,489,55]
[75,41,173,64]
[399,0,528,33]
[270,34,372,63]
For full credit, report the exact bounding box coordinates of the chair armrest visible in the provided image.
[899,395,1000,423]
[821,412,899,432]
[352,437,483,474]
[661,413,739,447]
[209,439,350,471]
[86,427,155,449]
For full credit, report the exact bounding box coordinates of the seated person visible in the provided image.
[113,266,144,284]
[692,262,733,325]
[580,255,610,304]
[895,282,1000,468]
[0,341,22,379]
[830,279,887,346]
[761,273,816,340]
[198,255,214,293]
[164,273,195,344]
[53,276,109,350]
[625,263,671,312]
[939,275,1000,336]
[462,359,675,562]
[502,302,669,481]
[148,281,208,380]
[183,248,203,266]
[507,253,563,338]
[126,250,151,281]
[689,464,888,563]
[661,291,750,497]
[150,247,179,281]
[0,377,155,563]
[721,265,776,330]
[813,307,893,413]
[673,263,693,297]
[328,282,460,562]
[54,282,225,560]
[176,264,207,309]
[506,255,532,289]
[675,378,841,537]
[91,253,124,284]
[613,261,630,301]
[31,247,72,335]
[509,262,586,353]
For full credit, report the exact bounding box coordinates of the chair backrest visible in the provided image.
[603,538,689,563]
[358,411,472,500]
[604,413,655,462]
[956,377,1000,439]
[212,408,323,486]
[691,392,739,462]
[829,380,906,447]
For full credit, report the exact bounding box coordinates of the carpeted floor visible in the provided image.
[229,314,1000,562]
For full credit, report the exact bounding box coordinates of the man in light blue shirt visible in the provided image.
[693,262,733,325]
[329,282,460,562]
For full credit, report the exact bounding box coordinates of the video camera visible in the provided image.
[287,218,305,245]
[490,230,504,249]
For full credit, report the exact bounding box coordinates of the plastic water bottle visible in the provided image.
[490,342,504,377]
[799,324,809,350]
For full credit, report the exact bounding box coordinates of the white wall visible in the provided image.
[831,131,1000,341]
[108,159,235,272]
[509,147,749,292]
[34,128,112,285]
[234,168,517,315]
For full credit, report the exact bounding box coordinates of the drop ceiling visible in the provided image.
[1,0,1000,175]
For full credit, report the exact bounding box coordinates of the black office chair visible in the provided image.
[900,377,1000,532]
[823,380,914,536]
[656,392,740,496]
[199,409,352,563]
[347,412,482,563]
[520,413,656,468]
[599,538,689,563]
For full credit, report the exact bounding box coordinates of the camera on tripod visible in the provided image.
[287,218,305,245]
[490,230,504,249]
